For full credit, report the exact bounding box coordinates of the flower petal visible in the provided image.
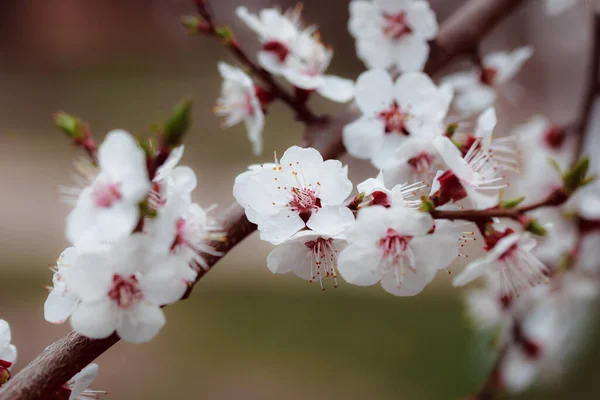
[342,117,386,159]
[316,159,353,205]
[117,302,166,344]
[406,1,438,39]
[44,289,79,324]
[317,75,355,103]
[453,257,492,287]
[394,35,430,73]
[258,210,306,244]
[307,205,354,236]
[267,241,311,275]
[354,69,394,114]
[69,364,99,400]
[337,245,382,286]
[70,301,118,339]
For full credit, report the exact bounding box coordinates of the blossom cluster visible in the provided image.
[215,5,355,155]
[3,0,592,397]
[44,128,221,344]
[220,0,600,395]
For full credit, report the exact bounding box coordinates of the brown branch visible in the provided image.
[575,12,600,156]
[430,189,569,223]
[193,0,322,124]
[424,0,526,75]
[0,1,527,399]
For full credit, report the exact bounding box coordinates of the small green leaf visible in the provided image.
[137,136,156,158]
[163,99,193,148]
[215,26,234,43]
[563,156,590,193]
[181,16,203,33]
[525,219,547,236]
[500,196,525,209]
[54,111,85,138]
[445,123,459,138]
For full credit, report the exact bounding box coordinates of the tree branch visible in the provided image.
[430,189,569,223]
[0,1,527,399]
[574,12,600,156]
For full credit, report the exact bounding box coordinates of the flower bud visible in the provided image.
[54,111,85,139]
[181,16,211,34]
[500,196,525,209]
[523,218,547,237]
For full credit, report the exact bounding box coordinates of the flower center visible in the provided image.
[379,228,416,288]
[288,186,322,222]
[92,181,122,208]
[382,12,412,40]
[408,151,434,175]
[380,228,412,258]
[263,40,290,62]
[108,274,142,309]
[479,67,498,86]
[463,141,506,189]
[304,237,339,289]
[431,170,467,207]
[379,103,410,135]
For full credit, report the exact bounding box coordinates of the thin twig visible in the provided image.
[0,1,527,399]
[430,189,569,223]
[575,12,600,156]
[193,0,322,124]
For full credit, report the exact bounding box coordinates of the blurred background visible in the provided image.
[0,0,598,398]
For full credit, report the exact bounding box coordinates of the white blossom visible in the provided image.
[343,69,452,169]
[501,272,597,393]
[382,136,446,190]
[233,146,354,244]
[453,232,550,299]
[442,46,533,114]
[65,130,151,245]
[433,134,505,209]
[215,62,265,155]
[338,206,458,296]
[65,234,194,343]
[348,0,438,72]
[357,172,426,208]
[149,159,222,271]
[267,230,349,289]
[0,320,16,370]
[508,115,574,205]
[236,6,354,102]
[236,6,309,75]
[44,247,81,324]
